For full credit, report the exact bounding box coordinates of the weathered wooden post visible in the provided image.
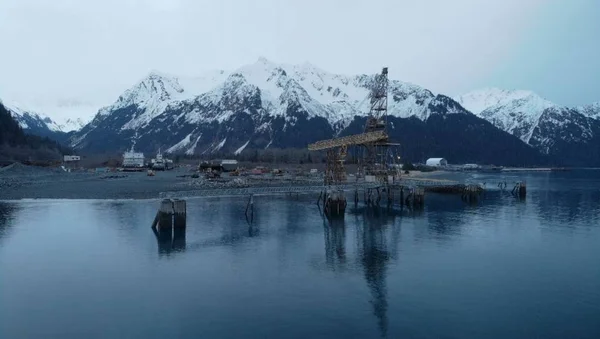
[158,199,174,231]
[324,189,346,218]
[152,198,187,255]
[400,187,404,207]
[415,187,425,208]
[245,194,255,222]
[519,181,527,198]
[173,199,186,229]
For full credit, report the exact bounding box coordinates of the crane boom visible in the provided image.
[307,130,387,151]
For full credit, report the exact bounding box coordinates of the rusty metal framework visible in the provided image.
[360,67,393,182]
[308,67,399,186]
[323,145,347,186]
[365,67,389,134]
[307,130,387,151]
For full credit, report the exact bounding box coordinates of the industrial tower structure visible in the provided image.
[308,67,397,185]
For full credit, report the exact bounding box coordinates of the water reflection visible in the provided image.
[323,218,346,271]
[534,190,600,227]
[358,214,394,338]
[0,202,17,246]
[321,210,400,338]
[153,228,187,256]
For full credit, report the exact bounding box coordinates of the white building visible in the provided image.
[426,158,448,167]
[220,159,239,172]
[63,155,80,162]
[123,151,145,168]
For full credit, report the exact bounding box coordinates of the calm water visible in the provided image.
[1,171,600,338]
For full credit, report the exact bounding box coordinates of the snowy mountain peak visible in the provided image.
[4,102,64,134]
[455,87,551,115]
[134,72,183,100]
[578,101,600,120]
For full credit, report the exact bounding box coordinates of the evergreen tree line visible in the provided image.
[0,102,69,162]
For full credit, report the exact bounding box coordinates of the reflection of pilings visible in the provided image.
[153,226,186,256]
[358,217,390,338]
[324,219,346,270]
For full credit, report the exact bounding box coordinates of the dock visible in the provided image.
[159,178,462,199]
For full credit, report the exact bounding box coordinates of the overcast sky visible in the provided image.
[0,0,599,114]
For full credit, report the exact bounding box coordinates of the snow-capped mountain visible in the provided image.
[456,88,600,165]
[578,102,600,120]
[73,58,463,153]
[5,103,62,132]
[69,58,549,166]
[2,97,97,133]
[456,88,556,144]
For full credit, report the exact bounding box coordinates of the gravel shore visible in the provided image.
[0,164,321,200]
[0,164,206,200]
[0,163,449,200]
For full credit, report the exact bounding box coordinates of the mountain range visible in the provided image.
[4,58,600,166]
[456,89,600,166]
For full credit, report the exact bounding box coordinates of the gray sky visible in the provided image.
[0,0,598,115]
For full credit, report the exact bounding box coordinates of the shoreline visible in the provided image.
[0,162,587,201]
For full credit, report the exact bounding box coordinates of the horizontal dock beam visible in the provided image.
[159,179,460,199]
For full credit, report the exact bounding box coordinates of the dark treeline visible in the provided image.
[0,102,68,162]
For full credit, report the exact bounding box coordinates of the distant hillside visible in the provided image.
[341,114,553,167]
[0,102,67,162]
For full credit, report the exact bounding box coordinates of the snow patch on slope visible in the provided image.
[186,134,203,155]
[167,133,193,153]
[234,140,250,155]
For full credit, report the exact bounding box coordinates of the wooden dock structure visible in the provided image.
[156,177,527,223]
[152,199,187,231]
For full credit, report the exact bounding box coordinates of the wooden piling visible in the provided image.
[324,190,346,218]
[245,194,255,222]
[173,199,186,229]
[400,187,404,207]
[158,199,174,231]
